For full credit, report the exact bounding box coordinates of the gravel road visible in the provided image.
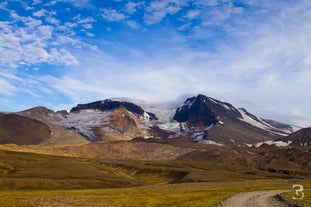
[221,190,295,207]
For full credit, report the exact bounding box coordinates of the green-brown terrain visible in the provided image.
[0,96,310,206]
[0,141,310,206]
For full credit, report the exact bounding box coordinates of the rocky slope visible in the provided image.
[176,144,311,175]
[54,104,152,141]
[70,99,157,120]
[0,94,302,147]
[275,127,311,148]
[169,94,298,146]
[52,94,299,146]
[19,106,89,145]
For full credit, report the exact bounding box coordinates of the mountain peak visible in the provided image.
[70,99,157,121]
[7,94,302,147]
[173,94,243,124]
[21,106,56,115]
[173,94,217,126]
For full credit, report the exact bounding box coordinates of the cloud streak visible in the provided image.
[100,8,128,22]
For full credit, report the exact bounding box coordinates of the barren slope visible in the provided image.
[0,140,193,160]
[0,113,51,145]
[276,127,311,148]
[19,106,89,145]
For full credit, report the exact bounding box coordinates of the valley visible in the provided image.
[0,94,310,206]
[0,149,310,206]
[2,0,311,206]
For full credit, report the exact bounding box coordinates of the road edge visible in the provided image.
[274,194,305,207]
[217,190,297,207]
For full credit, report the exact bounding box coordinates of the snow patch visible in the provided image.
[202,140,224,146]
[221,103,231,110]
[255,140,293,147]
[208,97,218,104]
[53,110,111,140]
[158,121,180,132]
[238,108,295,136]
[191,123,216,142]
[168,132,186,139]
[142,112,150,121]
[176,97,196,113]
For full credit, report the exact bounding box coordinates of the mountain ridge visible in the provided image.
[0,94,305,147]
[52,94,300,146]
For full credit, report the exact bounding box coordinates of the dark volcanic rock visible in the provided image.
[172,94,280,145]
[70,99,157,120]
[173,94,217,125]
[173,94,243,125]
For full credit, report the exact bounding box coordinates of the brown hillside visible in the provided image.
[19,106,89,146]
[2,138,310,177]
[0,113,51,145]
[207,120,279,146]
[0,140,193,161]
[98,106,151,140]
[176,146,311,176]
[276,127,311,148]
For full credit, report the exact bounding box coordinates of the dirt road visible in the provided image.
[221,190,295,207]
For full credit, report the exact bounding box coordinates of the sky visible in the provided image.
[0,0,311,127]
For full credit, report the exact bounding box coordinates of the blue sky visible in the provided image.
[0,0,311,127]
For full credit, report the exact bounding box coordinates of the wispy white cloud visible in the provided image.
[32,0,43,5]
[1,0,311,127]
[185,9,200,19]
[125,20,141,29]
[194,0,218,7]
[100,8,128,22]
[144,0,188,24]
[45,15,60,25]
[0,78,17,96]
[0,71,51,103]
[0,26,78,68]
[0,6,80,68]
[125,1,144,14]
[0,1,8,10]
[47,0,93,8]
[42,75,122,104]
[32,8,47,17]
[287,109,311,128]
[73,15,96,24]
[72,15,96,34]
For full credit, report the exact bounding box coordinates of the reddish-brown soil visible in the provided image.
[0,113,51,145]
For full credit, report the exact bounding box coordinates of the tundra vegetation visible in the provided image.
[0,150,310,206]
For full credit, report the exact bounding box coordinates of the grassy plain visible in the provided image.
[0,181,303,207]
[282,188,311,207]
[0,149,310,206]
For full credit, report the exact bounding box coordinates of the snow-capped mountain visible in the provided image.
[238,108,299,136]
[70,99,157,121]
[53,100,155,141]
[1,94,302,147]
[48,94,299,146]
[169,94,299,145]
